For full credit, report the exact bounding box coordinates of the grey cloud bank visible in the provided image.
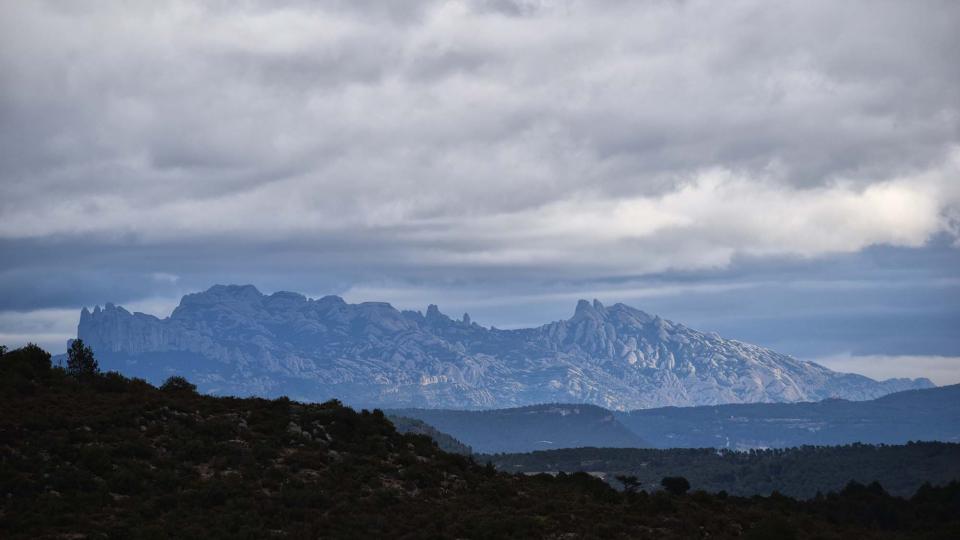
[0,1,958,382]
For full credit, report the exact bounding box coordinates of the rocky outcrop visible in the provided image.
[77,284,934,409]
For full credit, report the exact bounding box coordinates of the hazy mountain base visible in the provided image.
[488,443,960,499]
[387,415,473,455]
[76,284,932,409]
[616,384,960,449]
[388,403,649,453]
[392,385,960,452]
[3,345,959,539]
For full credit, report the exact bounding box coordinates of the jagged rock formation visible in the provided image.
[77,284,934,409]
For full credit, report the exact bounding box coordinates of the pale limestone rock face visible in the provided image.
[77,285,935,409]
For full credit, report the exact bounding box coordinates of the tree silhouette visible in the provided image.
[616,475,641,494]
[661,476,690,496]
[67,339,98,379]
[160,375,197,393]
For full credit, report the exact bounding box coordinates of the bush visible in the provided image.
[616,474,641,494]
[1,343,52,379]
[95,371,129,393]
[661,476,691,496]
[160,376,197,394]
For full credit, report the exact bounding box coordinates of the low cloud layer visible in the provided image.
[2,1,958,271]
[816,354,960,386]
[1,1,958,381]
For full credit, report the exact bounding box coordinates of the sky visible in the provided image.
[1,1,958,384]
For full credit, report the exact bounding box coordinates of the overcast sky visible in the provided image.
[1,1,958,383]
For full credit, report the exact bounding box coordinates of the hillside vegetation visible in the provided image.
[489,444,960,499]
[2,343,959,539]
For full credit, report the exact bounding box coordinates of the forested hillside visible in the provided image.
[2,343,959,539]
[488,443,960,499]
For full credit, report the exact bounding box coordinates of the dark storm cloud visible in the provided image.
[0,1,958,379]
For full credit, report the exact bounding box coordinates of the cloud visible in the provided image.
[815,354,960,386]
[0,0,958,361]
[1,2,957,258]
[0,308,77,355]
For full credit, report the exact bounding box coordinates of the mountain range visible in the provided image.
[76,284,933,409]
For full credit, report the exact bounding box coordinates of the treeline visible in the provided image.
[487,443,960,499]
[2,342,960,539]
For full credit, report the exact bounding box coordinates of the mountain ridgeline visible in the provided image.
[78,284,932,409]
[489,443,960,499]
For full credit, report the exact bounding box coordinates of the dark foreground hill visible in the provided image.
[388,404,649,453]
[2,344,960,539]
[488,443,960,499]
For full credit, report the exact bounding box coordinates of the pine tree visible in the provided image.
[661,476,691,496]
[616,475,642,494]
[67,339,99,379]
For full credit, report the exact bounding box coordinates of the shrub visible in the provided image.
[1,343,52,379]
[661,476,691,496]
[160,375,197,394]
[95,371,129,392]
[616,474,641,494]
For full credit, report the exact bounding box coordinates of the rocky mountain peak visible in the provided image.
[75,286,935,409]
[572,298,607,321]
[186,284,263,304]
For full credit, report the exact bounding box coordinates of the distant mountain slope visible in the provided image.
[387,404,649,454]
[387,415,473,455]
[386,385,960,451]
[77,284,933,409]
[617,384,960,449]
